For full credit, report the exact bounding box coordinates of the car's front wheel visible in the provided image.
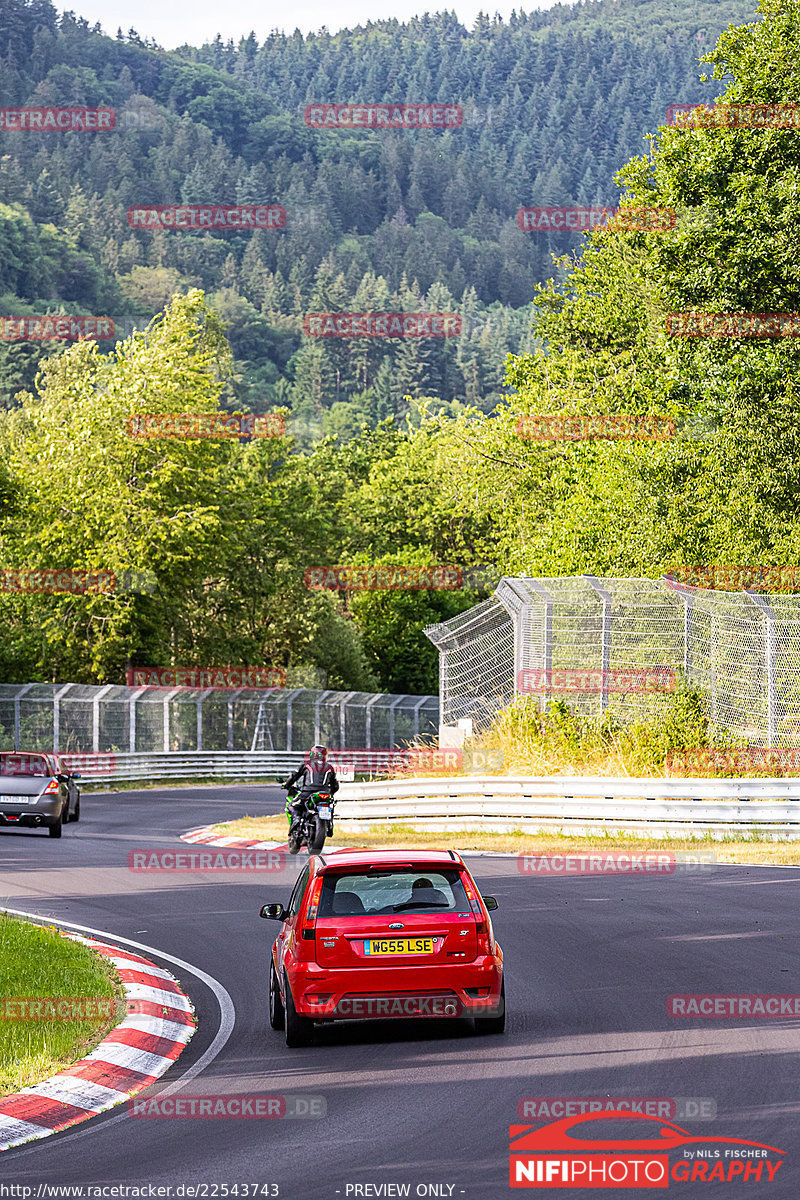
[69,795,80,823]
[283,972,313,1048]
[269,960,285,1031]
[474,976,505,1034]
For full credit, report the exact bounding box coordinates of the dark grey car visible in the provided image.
[0,752,81,838]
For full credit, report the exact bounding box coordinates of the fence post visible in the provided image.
[285,689,303,751]
[338,691,356,749]
[745,590,778,745]
[196,688,213,750]
[227,687,244,750]
[13,684,34,751]
[365,694,382,748]
[52,683,73,752]
[314,690,334,744]
[162,687,180,751]
[684,594,694,677]
[129,686,146,752]
[412,694,429,740]
[388,695,404,747]
[584,576,612,712]
[522,581,554,715]
[91,684,114,753]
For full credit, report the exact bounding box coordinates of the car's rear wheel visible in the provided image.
[283,972,313,1048]
[474,976,505,1034]
[69,796,80,823]
[48,808,63,839]
[309,816,326,854]
[269,960,284,1031]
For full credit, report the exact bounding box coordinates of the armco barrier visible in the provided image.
[61,759,800,838]
[334,776,800,839]
[60,749,398,782]
[61,751,303,782]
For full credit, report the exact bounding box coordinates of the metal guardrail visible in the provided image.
[63,751,304,782]
[65,758,800,837]
[62,749,401,783]
[335,776,800,837]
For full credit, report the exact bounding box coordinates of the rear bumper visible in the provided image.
[285,954,504,1020]
[0,799,61,827]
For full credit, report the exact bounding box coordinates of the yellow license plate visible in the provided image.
[364,937,435,956]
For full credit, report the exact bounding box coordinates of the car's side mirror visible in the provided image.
[483,896,498,911]
[260,903,287,921]
[72,773,82,780]
[56,773,69,783]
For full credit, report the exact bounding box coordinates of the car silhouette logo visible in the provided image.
[510,1111,784,1155]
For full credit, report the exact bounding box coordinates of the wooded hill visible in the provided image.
[0,0,755,439]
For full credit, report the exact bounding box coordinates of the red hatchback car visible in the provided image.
[260,849,505,1047]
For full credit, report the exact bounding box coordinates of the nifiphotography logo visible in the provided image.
[509,1111,785,1188]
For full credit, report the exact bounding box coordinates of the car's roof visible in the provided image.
[0,751,53,776]
[317,848,463,870]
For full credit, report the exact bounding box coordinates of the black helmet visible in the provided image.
[309,744,327,769]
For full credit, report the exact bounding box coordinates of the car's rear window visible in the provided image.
[0,753,50,777]
[318,868,470,917]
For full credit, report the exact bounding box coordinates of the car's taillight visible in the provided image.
[464,877,493,956]
[302,875,324,936]
[41,779,59,795]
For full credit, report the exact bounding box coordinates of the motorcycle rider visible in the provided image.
[283,744,340,838]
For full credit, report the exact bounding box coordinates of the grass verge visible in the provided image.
[209,814,800,865]
[0,914,126,1097]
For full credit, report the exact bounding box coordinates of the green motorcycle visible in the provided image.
[283,785,335,855]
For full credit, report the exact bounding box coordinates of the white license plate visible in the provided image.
[0,796,35,804]
[317,806,332,819]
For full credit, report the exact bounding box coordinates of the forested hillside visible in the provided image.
[4,0,792,696]
[1,0,754,438]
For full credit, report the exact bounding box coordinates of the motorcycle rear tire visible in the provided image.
[287,820,302,855]
[309,816,327,854]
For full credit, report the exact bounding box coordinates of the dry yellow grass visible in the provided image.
[209,815,800,866]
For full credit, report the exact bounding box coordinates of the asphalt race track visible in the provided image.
[2,785,800,1197]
